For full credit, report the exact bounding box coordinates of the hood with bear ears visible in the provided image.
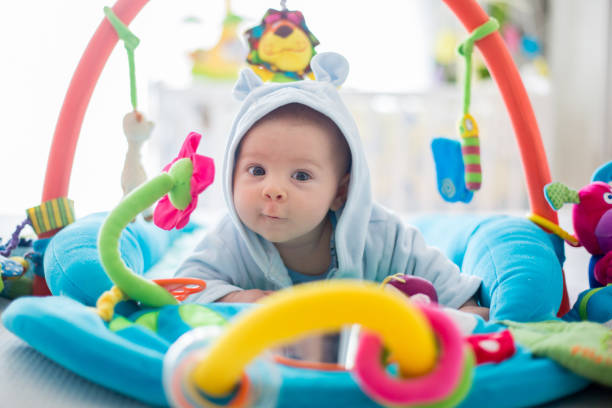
[223,52,372,286]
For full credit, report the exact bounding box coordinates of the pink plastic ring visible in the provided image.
[352,304,465,406]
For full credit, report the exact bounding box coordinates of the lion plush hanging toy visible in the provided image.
[244,5,319,82]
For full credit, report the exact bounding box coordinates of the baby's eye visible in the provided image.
[248,166,265,176]
[292,171,311,181]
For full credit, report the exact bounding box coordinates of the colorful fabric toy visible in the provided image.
[0,255,27,280]
[544,161,612,326]
[26,198,75,235]
[455,18,499,192]
[502,320,612,387]
[465,329,516,365]
[430,18,499,203]
[244,7,319,82]
[431,137,474,203]
[0,255,30,296]
[544,168,612,287]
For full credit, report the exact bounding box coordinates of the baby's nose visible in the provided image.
[263,185,287,201]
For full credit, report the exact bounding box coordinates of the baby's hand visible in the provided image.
[459,298,490,321]
[217,289,274,303]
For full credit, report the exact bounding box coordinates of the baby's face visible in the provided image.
[233,116,346,245]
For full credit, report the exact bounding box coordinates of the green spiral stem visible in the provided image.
[98,158,193,307]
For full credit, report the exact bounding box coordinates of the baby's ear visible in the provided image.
[331,173,351,211]
[233,68,264,101]
[310,52,349,87]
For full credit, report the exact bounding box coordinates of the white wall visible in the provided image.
[548,0,612,188]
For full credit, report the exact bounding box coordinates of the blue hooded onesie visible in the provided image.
[175,52,481,308]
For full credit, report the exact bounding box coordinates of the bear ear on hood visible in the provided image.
[233,68,264,101]
[311,52,349,87]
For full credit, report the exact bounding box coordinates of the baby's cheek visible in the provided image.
[234,187,260,217]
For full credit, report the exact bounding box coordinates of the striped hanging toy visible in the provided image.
[457,18,499,191]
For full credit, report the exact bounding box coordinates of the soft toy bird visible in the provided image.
[545,162,612,287]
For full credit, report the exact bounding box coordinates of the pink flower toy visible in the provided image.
[153,132,215,230]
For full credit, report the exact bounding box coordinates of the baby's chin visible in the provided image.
[252,227,293,244]
[259,230,313,247]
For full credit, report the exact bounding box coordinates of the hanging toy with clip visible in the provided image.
[457,18,499,192]
[244,0,319,82]
[105,7,155,220]
[430,18,498,203]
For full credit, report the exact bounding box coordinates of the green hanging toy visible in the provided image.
[104,6,140,111]
[457,17,499,192]
[431,18,498,203]
[105,7,157,219]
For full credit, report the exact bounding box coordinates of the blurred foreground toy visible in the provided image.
[382,273,439,304]
[164,282,474,408]
[244,3,319,82]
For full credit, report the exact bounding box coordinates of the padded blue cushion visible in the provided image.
[2,297,589,407]
[44,213,192,306]
[409,214,563,322]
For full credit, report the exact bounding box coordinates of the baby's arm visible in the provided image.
[458,296,490,320]
[217,289,274,303]
[174,222,253,302]
[383,218,483,311]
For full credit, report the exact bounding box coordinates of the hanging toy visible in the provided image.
[104,7,155,220]
[456,18,499,192]
[121,111,154,208]
[431,18,498,203]
[190,0,246,80]
[244,0,319,82]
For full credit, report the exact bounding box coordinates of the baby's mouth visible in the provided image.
[263,214,285,220]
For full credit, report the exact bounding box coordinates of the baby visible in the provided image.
[176,52,489,319]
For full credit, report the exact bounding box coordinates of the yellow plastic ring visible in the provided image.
[191,280,437,397]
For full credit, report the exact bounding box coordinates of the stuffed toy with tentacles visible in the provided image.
[544,161,612,288]
[244,8,319,82]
